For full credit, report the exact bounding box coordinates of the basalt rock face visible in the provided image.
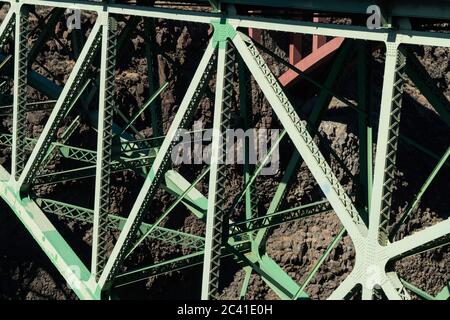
[0,8,449,300]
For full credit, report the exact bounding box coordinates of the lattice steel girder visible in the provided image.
[229,200,332,237]
[369,43,405,243]
[201,39,232,300]
[114,239,252,289]
[36,198,205,251]
[376,47,406,245]
[33,157,154,186]
[92,12,117,279]
[11,4,29,180]
[113,251,205,288]
[386,220,450,260]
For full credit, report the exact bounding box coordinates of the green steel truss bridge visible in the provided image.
[0,0,449,300]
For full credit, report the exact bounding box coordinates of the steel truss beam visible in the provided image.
[201,38,235,300]
[229,200,332,237]
[36,198,205,251]
[0,0,448,301]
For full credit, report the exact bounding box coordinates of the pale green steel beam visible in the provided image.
[97,41,217,290]
[391,235,449,260]
[226,245,307,299]
[113,251,205,288]
[378,49,406,245]
[399,278,435,300]
[435,283,450,300]
[229,200,332,236]
[201,39,229,300]
[327,275,358,300]
[92,13,117,279]
[386,218,450,259]
[368,42,402,242]
[238,52,258,241]
[239,266,252,299]
[36,198,205,251]
[11,4,28,180]
[232,32,367,242]
[0,166,99,300]
[144,16,163,139]
[356,41,373,223]
[13,0,450,48]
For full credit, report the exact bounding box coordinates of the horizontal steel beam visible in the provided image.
[36,198,205,251]
[3,0,449,49]
[229,200,332,236]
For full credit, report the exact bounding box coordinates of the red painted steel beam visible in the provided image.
[279,37,344,88]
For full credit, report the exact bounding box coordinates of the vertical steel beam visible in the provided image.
[98,41,217,290]
[11,5,28,180]
[312,16,326,51]
[289,33,302,65]
[92,13,117,279]
[369,42,406,244]
[144,17,163,138]
[356,41,373,223]
[202,41,234,300]
[238,55,258,227]
[201,43,226,300]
